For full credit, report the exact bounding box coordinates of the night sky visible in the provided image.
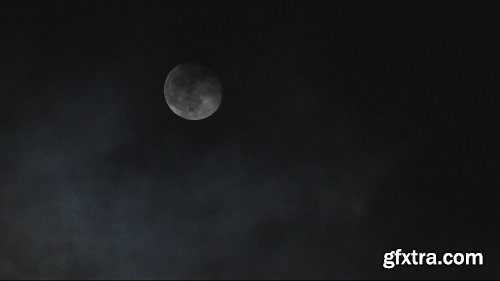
[0,1,498,279]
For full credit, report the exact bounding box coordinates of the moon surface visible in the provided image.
[164,63,222,120]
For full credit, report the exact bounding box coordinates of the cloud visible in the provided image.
[0,55,398,279]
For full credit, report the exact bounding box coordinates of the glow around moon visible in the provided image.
[164,63,222,120]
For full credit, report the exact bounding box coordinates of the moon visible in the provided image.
[164,63,222,120]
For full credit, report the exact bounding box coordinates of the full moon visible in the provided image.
[164,63,222,120]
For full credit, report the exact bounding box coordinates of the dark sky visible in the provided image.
[0,1,498,279]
